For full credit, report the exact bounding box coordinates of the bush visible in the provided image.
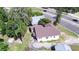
[38,18,51,25]
[0,39,4,42]
[0,39,8,51]
[0,42,8,51]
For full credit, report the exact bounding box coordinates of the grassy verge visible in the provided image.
[70,44,79,51]
[31,7,42,12]
[74,12,79,16]
[8,28,31,51]
[57,24,78,38]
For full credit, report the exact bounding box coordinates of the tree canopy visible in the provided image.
[0,7,33,40]
[0,8,8,35]
[7,7,32,39]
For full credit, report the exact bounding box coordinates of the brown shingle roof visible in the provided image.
[31,24,60,39]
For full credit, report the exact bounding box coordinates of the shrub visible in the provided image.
[32,12,43,16]
[38,18,51,25]
[0,39,8,51]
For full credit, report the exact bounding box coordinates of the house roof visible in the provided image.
[31,24,60,38]
[32,15,45,25]
[55,44,72,51]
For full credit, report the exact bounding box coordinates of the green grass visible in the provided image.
[57,24,78,38]
[31,7,42,12]
[31,7,43,16]
[74,12,79,17]
[8,28,31,51]
[8,43,22,51]
[70,44,79,51]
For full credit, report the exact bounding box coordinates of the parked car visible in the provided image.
[51,44,72,51]
[43,10,47,12]
[51,45,55,51]
[72,19,78,22]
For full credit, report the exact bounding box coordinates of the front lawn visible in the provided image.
[57,24,78,38]
[70,44,79,51]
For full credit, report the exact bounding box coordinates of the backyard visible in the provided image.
[8,28,31,51]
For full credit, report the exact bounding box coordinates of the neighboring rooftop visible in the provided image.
[55,44,72,51]
[32,15,45,25]
[31,24,60,38]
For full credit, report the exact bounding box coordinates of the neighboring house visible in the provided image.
[51,44,72,51]
[30,24,60,42]
[32,15,45,25]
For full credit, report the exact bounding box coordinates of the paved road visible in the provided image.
[44,12,79,34]
[63,15,79,24]
[43,8,79,24]
[60,18,79,34]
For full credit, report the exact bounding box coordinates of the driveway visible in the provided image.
[29,38,52,50]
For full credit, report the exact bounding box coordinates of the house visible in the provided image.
[53,44,72,51]
[30,24,60,42]
[32,15,45,25]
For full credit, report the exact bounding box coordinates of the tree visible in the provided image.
[38,18,51,26]
[25,8,33,25]
[0,8,8,35]
[9,7,32,25]
[53,7,79,25]
[0,7,8,22]
[53,8,62,25]
[6,20,17,37]
[0,39,8,51]
[7,7,32,40]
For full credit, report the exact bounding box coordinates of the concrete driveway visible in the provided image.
[29,38,52,50]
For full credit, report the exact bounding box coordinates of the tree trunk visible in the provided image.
[53,8,62,26]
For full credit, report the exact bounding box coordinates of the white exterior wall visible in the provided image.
[32,15,45,25]
[37,35,59,42]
